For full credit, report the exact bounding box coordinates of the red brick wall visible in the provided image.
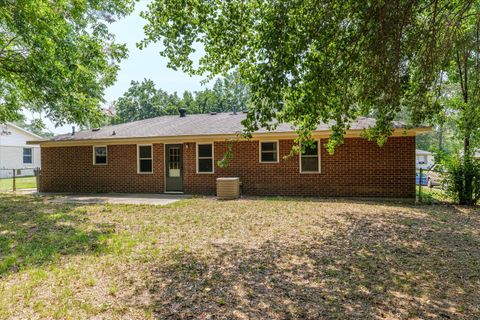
[40,144,164,193]
[183,137,415,198]
[40,137,415,198]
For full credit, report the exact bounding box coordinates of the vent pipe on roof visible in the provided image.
[179,108,187,117]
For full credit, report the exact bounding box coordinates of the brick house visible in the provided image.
[29,112,429,199]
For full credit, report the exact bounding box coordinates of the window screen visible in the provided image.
[138,145,153,173]
[301,141,320,173]
[93,146,107,164]
[197,144,213,173]
[23,148,33,164]
[260,142,278,162]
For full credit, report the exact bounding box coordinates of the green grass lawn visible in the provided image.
[0,176,36,191]
[0,194,479,319]
[416,185,452,203]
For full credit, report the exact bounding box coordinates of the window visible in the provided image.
[260,141,278,163]
[197,143,214,173]
[93,146,107,165]
[300,140,320,173]
[138,145,153,173]
[23,148,32,164]
[167,146,181,177]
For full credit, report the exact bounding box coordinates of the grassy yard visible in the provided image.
[0,194,479,319]
[0,176,36,191]
[416,185,452,204]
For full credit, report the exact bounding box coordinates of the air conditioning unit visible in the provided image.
[216,177,240,200]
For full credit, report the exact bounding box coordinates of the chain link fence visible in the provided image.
[0,168,40,192]
[417,167,452,204]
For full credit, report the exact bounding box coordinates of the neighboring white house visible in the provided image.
[0,123,41,178]
[416,149,434,169]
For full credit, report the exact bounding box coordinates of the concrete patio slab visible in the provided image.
[40,193,190,206]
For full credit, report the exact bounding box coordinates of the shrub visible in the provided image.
[442,154,480,205]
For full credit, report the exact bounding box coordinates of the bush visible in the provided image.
[442,154,480,205]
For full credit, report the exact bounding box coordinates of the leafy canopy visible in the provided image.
[0,0,134,126]
[112,72,249,124]
[140,0,472,151]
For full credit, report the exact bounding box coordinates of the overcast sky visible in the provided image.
[103,0,208,102]
[36,0,210,134]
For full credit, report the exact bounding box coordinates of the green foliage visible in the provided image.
[216,140,235,169]
[428,8,480,206]
[414,111,463,155]
[140,0,471,150]
[442,154,480,205]
[112,79,179,123]
[112,72,250,123]
[416,186,451,205]
[413,9,480,158]
[0,0,134,127]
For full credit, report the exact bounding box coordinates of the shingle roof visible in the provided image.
[416,149,432,155]
[47,112,410,142]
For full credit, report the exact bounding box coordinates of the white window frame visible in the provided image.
[92,146,108,165]
[137,144,153,174]
[299,139,321,174]
[196,143,214,174]
[23,147,33,165]
[259,140,279,163]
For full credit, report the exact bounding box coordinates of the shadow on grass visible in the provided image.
[0,194,113,276]
[145,204,480,319]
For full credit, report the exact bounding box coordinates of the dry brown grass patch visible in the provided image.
[0,195,479,319]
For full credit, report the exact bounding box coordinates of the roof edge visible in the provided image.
[28,127,431,147]
[6,122,43,140]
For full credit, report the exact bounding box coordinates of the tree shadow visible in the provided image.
[0,194,113,276]
[144,204,480,319]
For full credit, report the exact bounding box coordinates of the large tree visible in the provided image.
[113,79,180,123]
[210,71,250,114]
[448,13,480,157]
[438,12,480,205]
[0,0,134,126]
[112,73,250,123]
[140,0,472,151]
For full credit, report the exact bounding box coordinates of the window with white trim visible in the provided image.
[23,148,33,164]
[260,141,278,163]
[93,146,107,165]
[300,141,320,173]
[138,145,153,173]
[197,143,214,173]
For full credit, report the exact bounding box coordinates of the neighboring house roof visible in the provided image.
[35,112,427,144]
[4,123,42,140]
[416,149,432,156]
